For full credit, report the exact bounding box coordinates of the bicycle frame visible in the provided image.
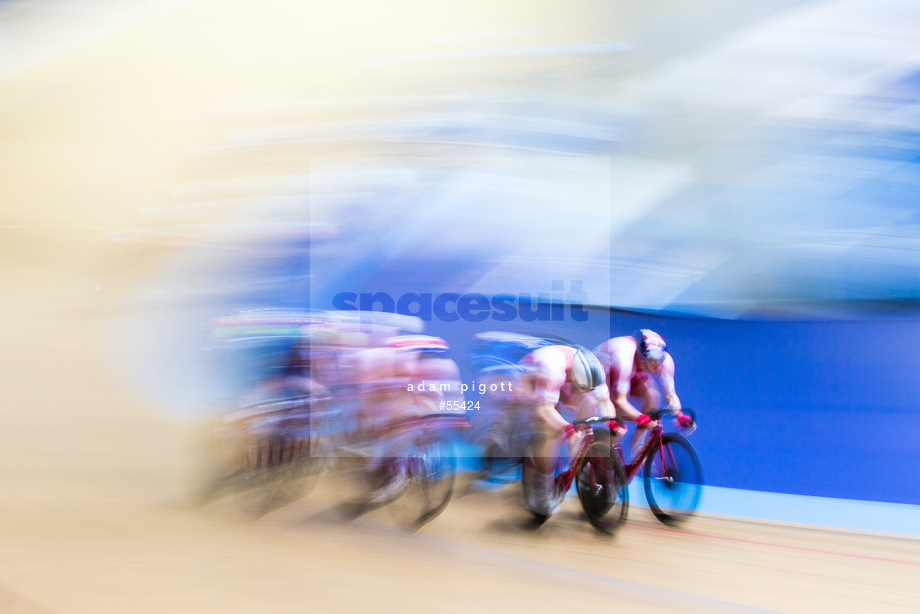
[519,415,630,534]
[552,427,598,495]
[354,412,469,525]
[619,409,695,483]
[621,425,664,482]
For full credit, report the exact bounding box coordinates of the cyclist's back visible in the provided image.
[468,332,551,453]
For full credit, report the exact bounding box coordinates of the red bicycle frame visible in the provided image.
[621,424,666,481]
[552,425,599,494]
[619,410,693,483]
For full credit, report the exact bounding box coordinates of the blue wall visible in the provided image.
[415,306,920,506]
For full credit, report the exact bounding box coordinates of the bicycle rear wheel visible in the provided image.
[576,441,629,535]
[232,430,318,517]
[643,433,702,525]
[390,438,457,529]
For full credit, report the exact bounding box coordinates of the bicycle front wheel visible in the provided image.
[385,435,457,530]
[521,448,564,526]
[643,433,703,525]
[576,441,629,535]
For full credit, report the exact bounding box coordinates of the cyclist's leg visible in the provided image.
[356,389,414,502]
[571,389,617,446]
[483,402,511,453]
[627,375,659,456]
[534,401,575,472]
[522,357,579,465]
[353,386,405,469]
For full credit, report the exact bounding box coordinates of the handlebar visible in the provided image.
[570,410,697,432]
[418,412,472,425]
[648,407,696,423]
[371,413,470,440]
[573,416,624,430]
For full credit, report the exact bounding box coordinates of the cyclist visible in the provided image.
[352,333,462,501]
[384,333,463,415]
[227,312,419,465]
[518,343,611,465]
[468,333,622,471]
[593,329,693,455]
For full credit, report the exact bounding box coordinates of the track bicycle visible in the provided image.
[344,411,469,530]
[200,382,330,516]
[521,416,629,535]
[617,408,703,526]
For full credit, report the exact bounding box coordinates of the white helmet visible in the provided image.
[570,346,605,392]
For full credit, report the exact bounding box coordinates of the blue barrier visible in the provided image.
[415,306,920,506]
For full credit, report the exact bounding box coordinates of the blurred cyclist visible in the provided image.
[354,334,462,428]
[517,343,613,467]
[352,333,462,500]
[397,335,463,413]
[468,333,622,473]
[593,329,693,456]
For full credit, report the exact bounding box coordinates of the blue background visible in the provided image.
[410,305,920,506]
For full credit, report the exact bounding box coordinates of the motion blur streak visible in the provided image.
[2,0,920,613]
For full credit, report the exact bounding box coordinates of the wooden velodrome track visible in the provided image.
[1,1,918,612]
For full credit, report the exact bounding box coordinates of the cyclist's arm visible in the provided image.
[522,368,572,432]
[612,383,658,429]
[612,389,645,421]
[660,353,681,410]
[660,354,694,427]
[537,400,571,431]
